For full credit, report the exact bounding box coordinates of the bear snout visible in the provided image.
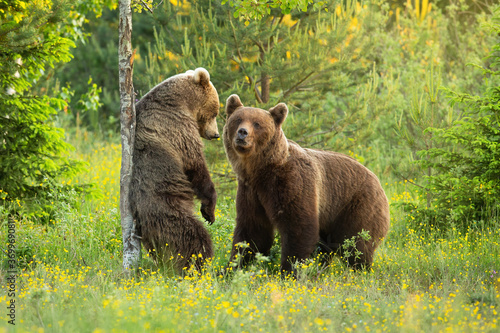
[202,129,220,140]
[202,116,220,140]
[205,132,220,140]
[207,131,220,140]
[234,128,252,154]
[237,128,248,140]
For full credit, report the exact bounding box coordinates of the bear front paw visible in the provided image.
[201,203,215,224]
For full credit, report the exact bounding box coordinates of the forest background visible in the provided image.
[1,0,500,331]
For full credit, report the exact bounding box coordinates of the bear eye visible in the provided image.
[254,122,261,129]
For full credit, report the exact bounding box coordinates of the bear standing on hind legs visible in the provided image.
[129,68,219,274]
[223,94,390,274]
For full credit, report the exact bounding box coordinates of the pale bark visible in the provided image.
[119,0,141,272]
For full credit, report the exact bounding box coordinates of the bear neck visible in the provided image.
[235,129,289,182]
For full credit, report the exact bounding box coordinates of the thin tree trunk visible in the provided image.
[119,0,141,273]
[260,50,270,103]
[261,71,270,104]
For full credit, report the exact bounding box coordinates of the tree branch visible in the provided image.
[154,0,164,10]
[282,71,316,100]
[400,175,429,191]
[140,0,154,14]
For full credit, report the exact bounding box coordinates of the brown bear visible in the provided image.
[129,68,219,273]
[223,94,390,274]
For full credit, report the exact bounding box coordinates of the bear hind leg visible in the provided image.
[322,220,377,270]
[334,215,382,270]
[142,213,213,274]
[172,214,214,273]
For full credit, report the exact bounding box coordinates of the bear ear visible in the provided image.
[225,94,244,118]
[269,103,288,126]
[193,67,210,87]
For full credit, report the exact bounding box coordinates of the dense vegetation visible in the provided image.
[1,0,499,331]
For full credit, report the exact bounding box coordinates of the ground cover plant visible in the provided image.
[1,0,500,332]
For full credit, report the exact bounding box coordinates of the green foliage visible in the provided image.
[78,77,104,131]
[360,0,495,178]
[132,0,154,13]
[0,1,97,221]
[49,7,121,134]
[406,6,500,231]
[340,229,372,263]
[393,64,456,179]
[140,0,360,106]
[222,0,328,20]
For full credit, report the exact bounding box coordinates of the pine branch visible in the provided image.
[140,0,154,14]
[154,0,164,10]
[393,170,429,191]
[281,71,316,100]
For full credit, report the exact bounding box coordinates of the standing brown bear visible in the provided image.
[130,68,219,273]
[223,94,390,273]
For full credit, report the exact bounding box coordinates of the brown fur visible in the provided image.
[129,68,219,273]
[223,94,390,273]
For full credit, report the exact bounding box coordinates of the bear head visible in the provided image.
[223,94,288,159]
[185,68,220,140]
[138,67,220,140]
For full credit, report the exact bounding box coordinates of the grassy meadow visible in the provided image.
[1,133,499,333]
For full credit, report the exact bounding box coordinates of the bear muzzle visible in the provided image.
[235,127,251,148]
[234,130,253,154]
[202,116,220,140]
[237,128,248,140]
[205,131,220,140]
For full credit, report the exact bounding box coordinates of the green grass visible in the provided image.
[1,138,499,333]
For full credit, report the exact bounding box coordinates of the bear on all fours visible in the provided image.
[223,94,390,274]
[129,68,219,273]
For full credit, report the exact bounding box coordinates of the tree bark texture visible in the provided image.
[119,0,141,272]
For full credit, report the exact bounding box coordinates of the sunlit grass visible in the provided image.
[1,140,499,332]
